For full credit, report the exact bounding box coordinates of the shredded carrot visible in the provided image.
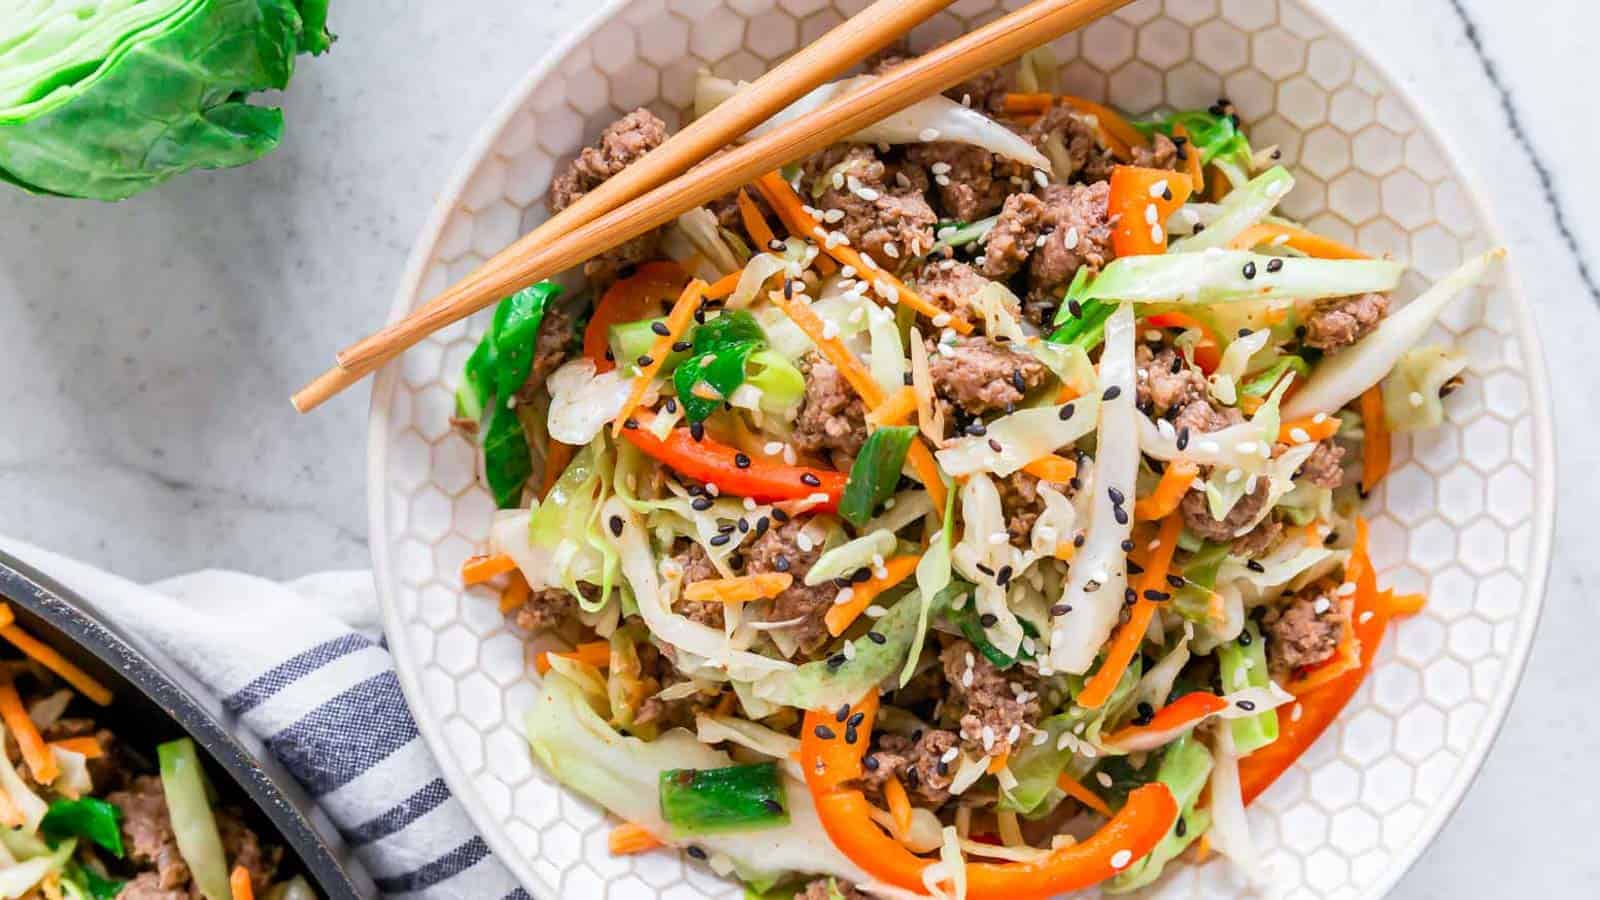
[1278,415,1341,445]
[609,822,666,856]
[461,553,517,585]
[868,386,919,426]
[0,614,112,706]
[1055,771,1114,818]
[704,269,742,300]
[766,280,885,406]
[534,640,612,676]
[1022,454,1079,484]
[683,573,794,605]
[1001,92,1055,116]
[48,736,103,759]
[737,189,777,250]
[1055,382,1082,404]
[824,555,921,637]
[1076,513,1185,709]
[1359,385,1390,494]
[498,571,531,614]
[230,866,255,900]
[1171,123,1205,194]
[1194,835,1213,863]
[1059,96,1141,161]
[752,172,970,334]
[1134,461,1198,521]
[986,752,1010,775]
[905,443,949,520]
[884,776,913,839]
[614,279,709,435]
[0,676,57,782]
[1053,541,1078,562]
[1385,591,1427,616]
[0,604,10,629]
[541,440,576,499]
[1228,222,1368,260]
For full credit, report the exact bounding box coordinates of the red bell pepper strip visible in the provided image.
[619,419,847,510]
[1239,518,1423,804]
[582,261,686,372]
[800,695,1179,899]
[1107,166,1193,258]
[1142,311,1223,374]
[1099,691,1230,753]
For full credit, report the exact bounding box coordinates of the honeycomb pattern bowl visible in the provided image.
[367,1,1556,897]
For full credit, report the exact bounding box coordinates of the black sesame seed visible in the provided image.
[651,321,671,337]
[623,417,639,430]
[1176,426,1191,451]
[1074,533,1086,548]
[693,308,707,324]
[980,613,999,628]
[827,654,847,669]
[1069,477,1083,491]
[1143,589,1172,602]
[863,755,881,771]
[867,631,887,645]
[1051,604,1072,616]
[1127,560,1145,576]
[1166,574,1186,588]
[608,515,624,537]
[672,340,693,353]
[754,517,770,538]
[771,508,790,523]
[783,279,795,300]
[1246,559,1266,573]
[1237,700,1257,711]
[737,518,750,533]
[1238,328,1253,338]
[1242,261,1257,280]
[604,347,615,362]
[988,438,1004,452]
[690,421,706,441]
[773,555,791,572]
[1176,817,1188,837]
[691,496,713,511]
[762,798,784,814]
[975,563,994,576]
[903,371,915,386]
[844,727,858,745]
[1169,353,1184,374]
[1085,580,1102,593]
[1058,403,1076,420]
[1108,486,1125,505]
[833,576,853,589]
[687,846,708,861]
[1103,385,1122,401]
[937,761,950,776]
[718,523,736,534]
[709,533,732,547]
[728,552,744,570]
[814,723,837,740]
[1133,702,1155,726]
[1121,539,1136,552]
[964,422,988,436]
[1011,370,1027,393]
[637,354,654,367]
[1068,299,1084,318]
[1125,587,1138,605]
[735,453,752,469]
[1324,531,1339,546]
[1113,506,1129,525]
[836,703,852,723]
[852,567,873,584]
[996,566,1014,587]
[801,472,822,487]
[1266,257,1284,273]
[1238,628,1253,646]
[848,711,866,728]
[664,397,679,413]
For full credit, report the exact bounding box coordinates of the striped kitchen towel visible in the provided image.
[0,538,527,900]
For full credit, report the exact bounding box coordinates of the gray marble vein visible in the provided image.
[0,0,1593,896]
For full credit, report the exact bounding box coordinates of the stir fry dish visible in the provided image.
[0,602,317,900]
[453,49,1501,898]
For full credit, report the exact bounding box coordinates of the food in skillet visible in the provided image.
[452,48,1500,898]
[0,602,317,900]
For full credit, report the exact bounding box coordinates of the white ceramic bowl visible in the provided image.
[368,1,1556,897]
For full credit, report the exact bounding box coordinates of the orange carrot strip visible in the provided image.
[498,572,531,614]
[534,640,612,676]
[683,573,794,605]
[230,866,256,900]
[48,736,104,759]
[1059,96,1141,161]
[1076,514,1185,709]
[541,440,576,499]
[1171,123,1205,194]
[461,553,517,585]
[1195,835,1213,863]
[987,752,1010,775]
[609,822,666,856]
[765,279,885,407]
[1023,454,1079,484]
[824,555,921,637]
[0,615,112,706]
[1055,771,1114,818]
[1134,461,1198,522]
[867,387,918,426]
[1385,591,1427,616]
[0,604,11,629]
[614,279,708,435]
[884,776,913,839]
[1227,222,1368,260]
[753,172,970,334]
[905,443,949,518]
[1359,385,1390,494]
[1001,92,1055,115]
[704,270,742,300]
[1053,541,1078,562]
[737,189,777,251]
[1278,415,1341,445]
[0,677,57,782]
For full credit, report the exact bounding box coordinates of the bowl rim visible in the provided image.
[0,550,372,900]
[367,1,1558,896]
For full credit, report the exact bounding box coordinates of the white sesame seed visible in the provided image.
[764,441,783,456]
[919,128,941,142]
[981,726,996,751]
[1359,610,1376,624]
[962,668,975,688]
[930,161,953,176]
[1238,441,1258,455]
[1057,732,1073,751]
[1144,204,1160,225]
[843,640,857,660]
[1336,581,1357,596]
[895,171,912,190]
[932,312,952,327]
[1312,412,1329,424]
[833,588,854,606]
[1290,427,1311,444]
[1313,596,1332,615]
[1291,702,1305,722]
[1096,771,1114,789]
[856,186,881,202]
[706,483,720,496]
[866,604,889,618]
[883,241,900,259]
[823,208,846,224]
[1409,390,1426,408]
[1064,227,1081,249]
[831,172,846,189]
[1111,850,1133,869]
[1035,233,1049,248]
[941,746,960,764]
[1245,474,1258,494]
[935,174,951,187]
[961,93,972,107]
[1272,233,1292,246]
[796,532,814,552]
[782,446,798,465]
[1225,468,1243,484]
[825,230,849,248]
[1199,440,1221,454]
[1266,180,1287,198]
[1007,724,1021,745]
[1032,730,1049,746]
[812,225,829,240]
[1150,223,1164,243]
[840,265,857,278]
[807,492,829,504]
[821,320,840,340]
[1033,169,1050,188]
[1149,179,1169,199]
[861,254,880,271]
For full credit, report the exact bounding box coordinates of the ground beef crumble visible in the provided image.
[804,145,937,269]
[859,729,961,806]
[996,471,1047,545]
[1303,292,1389,353]
[748,517,839,657]
[906,142,1024,222]
[509,586,581,634]
[1136,344,1209,418]
[913,259,992,330]
[1264,579,1347,674]
[1027,106,1118,185]
[927,336,1050,418]
[795,878,868,900]
[939,639,1040,757]
[110,776,280,897]
[1298,440,1347,489]
[793,353,869,457]
[548,109,670,284]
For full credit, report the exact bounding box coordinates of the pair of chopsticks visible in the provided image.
[292,0,1133,412]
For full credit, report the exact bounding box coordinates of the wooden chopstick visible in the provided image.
[294,0,1133,412]
[293,0,953,413]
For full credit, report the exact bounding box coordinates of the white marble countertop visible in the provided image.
[1,1,1593,895]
